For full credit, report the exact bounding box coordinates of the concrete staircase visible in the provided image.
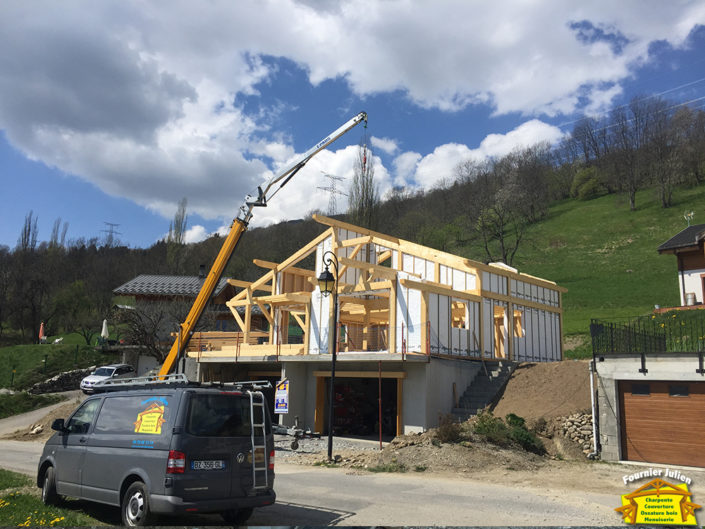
[452,361,516,421]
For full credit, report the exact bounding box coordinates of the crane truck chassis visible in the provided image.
[158,112,368,376]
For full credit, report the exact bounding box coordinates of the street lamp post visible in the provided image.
[317,250,338,461]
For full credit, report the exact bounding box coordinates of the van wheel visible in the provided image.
[41,466,61,506]
[221,507,253,524]
[122,482,153,526]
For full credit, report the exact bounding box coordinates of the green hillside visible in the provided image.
[502,185,704,339]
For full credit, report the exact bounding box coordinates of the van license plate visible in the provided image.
[192,460,225,470]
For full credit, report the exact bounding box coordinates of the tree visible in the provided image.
[609,97,657,211]
[348,139,379,230]
[167,197,189,273]
[52,280,100,344]
[117,299,216,362]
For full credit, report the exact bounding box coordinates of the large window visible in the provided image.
[186,394,271,437]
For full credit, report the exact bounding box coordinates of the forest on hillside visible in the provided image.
[2,95,704,346]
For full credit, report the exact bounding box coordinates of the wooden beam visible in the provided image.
[229,292,312,306]
[389,280,397,354]
[396,378,403,436]
[314,376,325,433]
[230,228,333,303]
[228,305,247,333]
[303,302,311,355]
[339,280,393,295]
[255,300,274,326]
[378,250,392,263]
[399,278,483,303]
[340,235,372,248]
[480,290,563,314]
[314,214,565,293]
[253,259,316,277]
[291,311,306,331]
[226,278,273,292]
[313,370,407,379]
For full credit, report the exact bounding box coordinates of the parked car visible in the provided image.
[37,375,275,526]
[80,364,135,394]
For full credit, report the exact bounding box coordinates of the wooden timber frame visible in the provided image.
[214,214,566,362]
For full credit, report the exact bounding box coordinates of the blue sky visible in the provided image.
[1,1,705,249]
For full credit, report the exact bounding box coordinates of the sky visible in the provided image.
[1,1,705,249]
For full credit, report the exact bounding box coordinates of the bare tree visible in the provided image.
[348,139,379,230]
[167,197,189,273]
[117,298,216,362]
[17,211,38,251]
[609,97,655,210]
[49,218,69,248]
[167,197,188,244]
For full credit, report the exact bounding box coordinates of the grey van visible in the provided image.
[36,375,275,526]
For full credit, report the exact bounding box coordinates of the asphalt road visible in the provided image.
[0,439,622,526]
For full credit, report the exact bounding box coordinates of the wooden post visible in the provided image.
[389,279,397,354]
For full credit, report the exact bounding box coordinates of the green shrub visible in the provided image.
[436,413,462,443]
[367,460,407,473]
[473,411,510,446]
[474,411,545,454]
[508,424,545,454]
[505,413,525,428]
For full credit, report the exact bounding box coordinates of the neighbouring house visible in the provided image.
[657,223,705,307]
[591,311,705,468]
[113,267,254,374]
[189,215,566,437]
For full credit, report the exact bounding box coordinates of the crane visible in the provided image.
[158,111,368,375]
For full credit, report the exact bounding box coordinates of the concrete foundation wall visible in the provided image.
[276,358,484,434]
[595,353,705,462]
[425,358,482,428]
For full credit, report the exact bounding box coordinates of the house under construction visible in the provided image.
[188,215,565,437]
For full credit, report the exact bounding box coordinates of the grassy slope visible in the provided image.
[508,185,704,337]
[0,344,120,389]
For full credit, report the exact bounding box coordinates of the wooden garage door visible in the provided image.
[619,381,705,467]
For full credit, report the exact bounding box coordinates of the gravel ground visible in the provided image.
[274,434,383,460]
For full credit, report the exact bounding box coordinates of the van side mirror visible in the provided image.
[51,419,68,433]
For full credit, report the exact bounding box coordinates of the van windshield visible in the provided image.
[186,393,270,437]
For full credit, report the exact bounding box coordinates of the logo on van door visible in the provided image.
[134,399,168,435]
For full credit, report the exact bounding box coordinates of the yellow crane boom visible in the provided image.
[159,111,368,375]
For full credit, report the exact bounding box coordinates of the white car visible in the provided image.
[80,364,135,394]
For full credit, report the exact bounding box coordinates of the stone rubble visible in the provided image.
[29,367,95,394]
[560,412,595,456]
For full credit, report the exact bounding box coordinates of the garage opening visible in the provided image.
[314,371,403,439]
[327,378,397,438]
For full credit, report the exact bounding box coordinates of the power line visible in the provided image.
[100,222,122,247]
[318,172,348,215]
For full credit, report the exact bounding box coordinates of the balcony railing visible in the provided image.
[591,310,705,355]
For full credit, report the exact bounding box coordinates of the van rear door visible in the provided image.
[174,391,260,501]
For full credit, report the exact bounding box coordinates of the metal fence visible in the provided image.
[591,310,705,355]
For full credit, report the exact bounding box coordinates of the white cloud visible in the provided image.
[0,0,702,232]
[183,225,209,244]
[396,120,565,190]
[370,136,398,155]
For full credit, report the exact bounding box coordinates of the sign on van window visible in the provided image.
[94,396,169,436]
[134,398,168,434]
[275,380,289,414]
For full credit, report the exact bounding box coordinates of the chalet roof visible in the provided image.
[657,224,705,253]
[113,274,231,297]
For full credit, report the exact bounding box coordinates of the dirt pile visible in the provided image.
[490,359,592,423]
[2,399,82,442]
